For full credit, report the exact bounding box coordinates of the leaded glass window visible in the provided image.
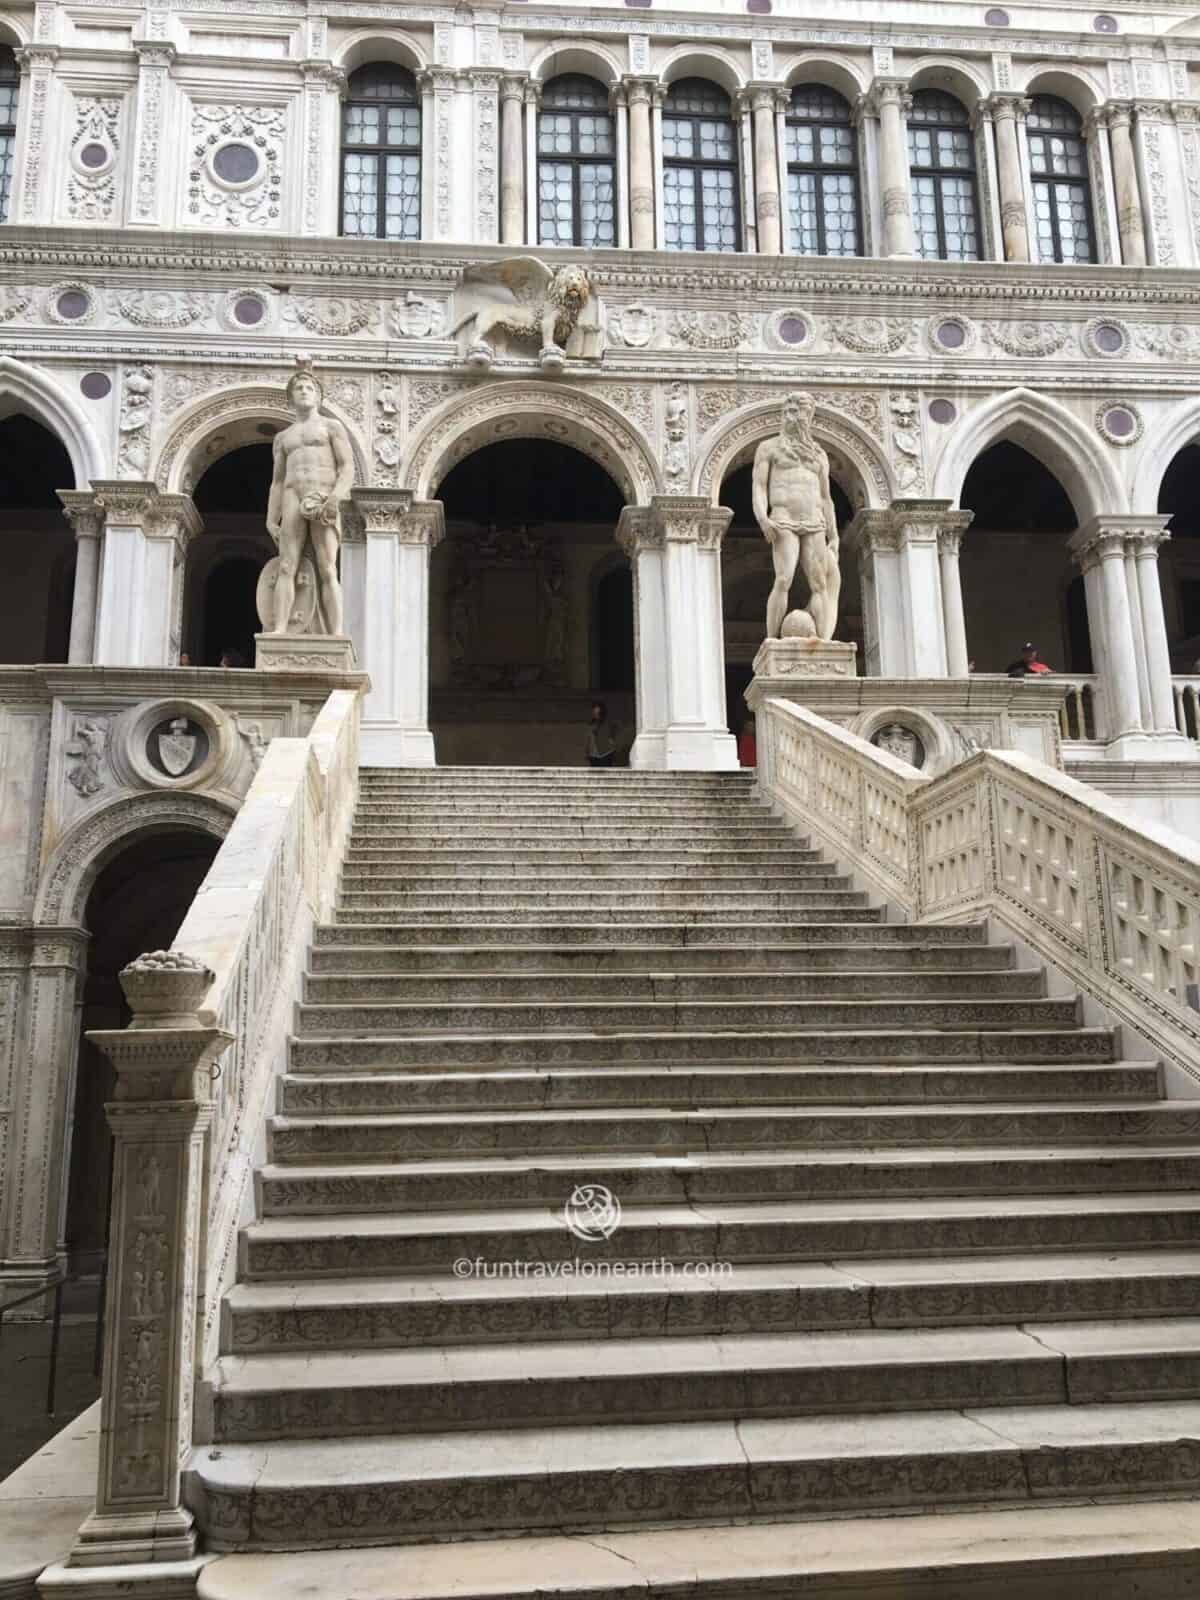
[1028,95,1095,263]
[662,78,740,252]
[0,49,18,224]
[537,75,616,248]
[785,83,860,256]
[340,63,421,241]
[907,89,980,261]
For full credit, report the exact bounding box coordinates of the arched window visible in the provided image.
[662,78,740,252]
[340,63,421,241]
[785,83,860,256]
[538,75,616,248]
[0,48,18,223]
[1027,95,1095,263]
[908,89,980,261]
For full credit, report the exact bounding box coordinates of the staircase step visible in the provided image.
[302,968,1047,1005]
[332,908,888,928]
[340,862,844,883]
[240,1193,1200,1278]
[344,848,825,867]
[256,1147,1200,1216]
[335,890,869,912]
[222,1251,1200,1354]
[186,1400,1200,1549]
[312,921,989,950]
[279,1063,1157,1115]
[289,1026,1116,1070]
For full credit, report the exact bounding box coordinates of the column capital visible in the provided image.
[300,58,345,93]
[15,45,59,72]
[418,67,460,95]
[740,81,785,116]
[865,76,912,117]
[985,91,1031,122]
[1133,97,1175,123]
[1069,514,1153,568]
[500,72,527,102]
[348,489,445,547]
[132,38,176,68]
[522,77,542,108]
[653,495,732,549]
[57,488,104,539]
[621,75,658,108]
[616,505,660,557]
[1086,103,1121,135]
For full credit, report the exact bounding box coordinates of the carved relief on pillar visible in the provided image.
[15,47,59,223]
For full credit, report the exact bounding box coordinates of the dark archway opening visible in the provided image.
[1158,444,1200,668]
[718,461,856,730]
[67,829,221,1286]
[0,414,76,663]
[187,440,277,665]
[959,441,1087,671]
[431,438,631,765]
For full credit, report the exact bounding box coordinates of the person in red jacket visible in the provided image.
[737,714,757,768]
[1006,642,1052,677]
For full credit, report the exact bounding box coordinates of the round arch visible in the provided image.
[35,792,234,928]
[0,356,106,487]
[1133,397,1200,513]
[931,387,1124,521]
[907,57,989,107]
[1017,65,1104,114]
[659,46,745,95]
[530,40,622,86]
[403,381,660,504]
[780,54,868,102]
[334,29,427,75]
[153,385,369,495]
[0,17,28,46]
[695,399,894,510]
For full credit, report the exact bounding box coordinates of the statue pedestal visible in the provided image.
[746,637,858,711]
[254,633,358,672]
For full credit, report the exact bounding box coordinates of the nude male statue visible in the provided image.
[266,368,355,636]
[751,391,841,641]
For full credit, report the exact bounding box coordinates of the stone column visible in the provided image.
[618,499,737,770]
[91,484,201,668]
[1070,517,1145,747]
[988,93,1031,261]
[869,79,915,258]
[1105,103,1148,266]
[736,93,757,250]
[610,81,631,247]
[68,955,230,1571]
[129,42,176,227]
[500,75,526,244]
[523,81,541,246]
[747,83,783,255]
[59,490,103,665]
[1123,539,1154,727]
[624,78,657,249]
[1131,519,1183,738]
[849,501,969,678]
[938,518,974,676]
[350,490,444,767]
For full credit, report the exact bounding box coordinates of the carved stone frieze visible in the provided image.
[983,320,1071,358]
[667,310,758,350]
[112,289,211,330]
[0,288,32,323]
[592,383,654,433]
[388,294,447,339]
[829,317,918,355]
[66,96,122,223]
[662,382,689,487]
[161,365,290,416]
[607,303,657,348]
[118,365,154,478]
[408,378,467,428]
[284,296,378,338]
[888,393,925,494]
[186,103,285,230]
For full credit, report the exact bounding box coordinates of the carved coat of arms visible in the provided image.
[158,717,197,777]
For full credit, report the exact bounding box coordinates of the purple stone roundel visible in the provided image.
[779,316,808,346]
[936,319,966,349]
[984,6,1010,22]
[747,0,772,12]
[1094,323,1124,353]
[213,142,260,184]
[234,296,265,327]
[79,142,109,170]
[1104,407,1136,438]
[80,372,111,400]
[929,398,956,425]
[1093,12,1118,29]
[56,290,89,321]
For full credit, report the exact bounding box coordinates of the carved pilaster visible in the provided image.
[130,41,176,227]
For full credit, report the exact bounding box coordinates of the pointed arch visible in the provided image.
[695,398,894,510]
[1132,396,1200,513]
[0,356,106,487]
[931,386,1124,521]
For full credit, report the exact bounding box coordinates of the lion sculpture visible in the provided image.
[449,257,592,373]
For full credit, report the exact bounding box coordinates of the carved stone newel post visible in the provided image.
[69,951,231,1569]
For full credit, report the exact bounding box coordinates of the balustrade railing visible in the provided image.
[1172,676,1200,742]
[66,686,361,1571]
[1057,675,1103,742]
[758,696,1200,1085]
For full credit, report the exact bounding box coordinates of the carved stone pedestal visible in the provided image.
[749,636,858,690]
[254,634,357,672]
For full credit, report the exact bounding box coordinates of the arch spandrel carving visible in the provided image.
[402,381,660,505]
[695,397,894,510]
[154,385,369,495]
[35,791,234,928]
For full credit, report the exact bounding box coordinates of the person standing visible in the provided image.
[1006,642,1052,677]
[585,701,619,767]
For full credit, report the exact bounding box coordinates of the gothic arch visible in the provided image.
[1132,396,1200,513]
[153,385,369,495]
[35,792,234,928]
[931,386,1124,521]
[403,381,660,504]
[695,398,894,510]
[0,356,106,487]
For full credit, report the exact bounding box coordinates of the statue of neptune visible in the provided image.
[265,365,355,636]
[751,391,841,641]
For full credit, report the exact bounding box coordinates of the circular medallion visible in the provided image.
[79,142,110,170]
[147,716,209,780]
[1084,319,1130,359]
[984,7,1010,22]
[80,372,112,400]
[1093,12,1118,29]
[935,318,967,350]
[1096,402,1143,446]
[234,296,265,326]
[928,398,956,425]
[56,289,90,321]
[212,141,261,186]
[871,723,926,769]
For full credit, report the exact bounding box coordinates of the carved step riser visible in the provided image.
[344,851,824,868]
[256,1152,1200,1218]
[224,1271,1200,1356]
[294,1000,1082,1037]
[188,1435,1200,1551]
[278,1066,1159,1116]
[331,909,887,929]
[288,1030,1116,1071]
[301,972,1048,1006]
[334,893,869,913]
[339,866,844,884]
[308,944,1011,976]
[311,922,987,950]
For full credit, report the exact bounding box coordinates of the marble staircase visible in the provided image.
[189,768,1200,1590]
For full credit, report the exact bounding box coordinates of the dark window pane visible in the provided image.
[340,63,422,239]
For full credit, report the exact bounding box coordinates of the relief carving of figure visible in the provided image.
[66,719,107,797]
[752,391,841,641]
[449,257,592,374]
[542,567,569,684]
[262,361,355,637]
